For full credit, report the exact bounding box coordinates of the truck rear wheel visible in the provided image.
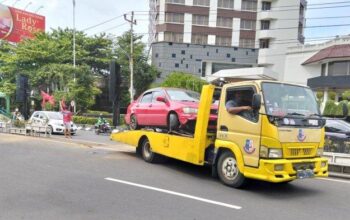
[217,151,246,188]
[141,138,164,163]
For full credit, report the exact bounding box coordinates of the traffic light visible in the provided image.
[109,60,121,102]
[16,75,29,103]
[109,60,121,126]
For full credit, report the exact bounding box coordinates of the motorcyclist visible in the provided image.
[96,114,107,131]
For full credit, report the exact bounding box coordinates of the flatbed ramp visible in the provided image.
[111,130,213,165]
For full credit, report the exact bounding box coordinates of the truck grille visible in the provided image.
[285,147,315,158]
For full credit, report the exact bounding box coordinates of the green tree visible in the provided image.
[0,28,113,111]
[160,72,208,93]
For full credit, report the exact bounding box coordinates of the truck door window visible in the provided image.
[226,87,258,122]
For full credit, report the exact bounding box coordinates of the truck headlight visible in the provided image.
[317,148,324,157]
[260,146,282,159]
[183,107,198,114]
[269,149,283,158]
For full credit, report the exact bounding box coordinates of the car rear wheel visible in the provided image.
[168,113,179,132]
[129,114,139,130]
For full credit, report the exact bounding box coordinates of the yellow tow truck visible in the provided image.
[111,80,332,188]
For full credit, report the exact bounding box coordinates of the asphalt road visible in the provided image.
[1,133,350,220]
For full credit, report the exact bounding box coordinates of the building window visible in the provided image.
[172,53,176,58]
[259,39,269,48]
[241,0,257,11]
[159,63,161,67]
[181,50,185,54]
[192,15,209,26]
[239,38,255,48]
[175,63,179,68]
[165,0,185,4]
[226,53,231,58]
[207,52,209,56]
[328,61,350,76]
[321,63,326,76]
[262,1,271,11]
[193,0,210,6]
[216,17,233,28]
[240,20,256,30]
[216,36,231,46]
[186,64,189,68]
[165,13,184,23]
[155,53,159,58]
[192,34,208,44]
[261,20,270,30]
[164,32,184,43]
[232,58,236,62]
[218,0,234,9]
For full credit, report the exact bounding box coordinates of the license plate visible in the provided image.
[296,169,314,179]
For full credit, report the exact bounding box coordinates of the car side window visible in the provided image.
[152,91,165,103]
[33,113,39,118]
[39,113,44,119]
[140,92,153,103]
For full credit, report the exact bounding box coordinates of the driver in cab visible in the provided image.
[226,91,252,114]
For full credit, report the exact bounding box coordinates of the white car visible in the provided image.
[27,111,77,135]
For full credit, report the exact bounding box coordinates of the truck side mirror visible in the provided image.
[156,96,166,103]
[342,103,348,117]
[252,94,261,110]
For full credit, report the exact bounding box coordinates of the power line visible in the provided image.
[92,22,128,35]
[81,14,125,32]
[136,1,350,14]
[133,22,350,36]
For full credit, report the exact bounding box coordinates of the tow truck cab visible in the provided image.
[214,80,328,186]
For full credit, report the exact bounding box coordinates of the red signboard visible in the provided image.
[0,4,45,43]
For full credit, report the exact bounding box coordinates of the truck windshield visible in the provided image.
[262,82,319,117]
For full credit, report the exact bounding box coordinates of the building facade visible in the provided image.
[149,0,260,80]
[256,0,307,81]
[284,35,350,108]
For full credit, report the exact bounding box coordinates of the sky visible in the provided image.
[1,0,350,45]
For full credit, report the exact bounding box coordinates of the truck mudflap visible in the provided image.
[243,157,328,183]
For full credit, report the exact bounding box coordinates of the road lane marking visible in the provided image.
[317,178,350,184]
[105,177,242,210]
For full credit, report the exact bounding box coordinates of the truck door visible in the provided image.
[217,85,262,167]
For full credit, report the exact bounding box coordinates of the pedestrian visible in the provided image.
[60,101,73,138]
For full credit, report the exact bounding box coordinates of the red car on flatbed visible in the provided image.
[125,88,217,132]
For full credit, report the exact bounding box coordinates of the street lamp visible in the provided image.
[35,5,43,13]
[23,1,32,10]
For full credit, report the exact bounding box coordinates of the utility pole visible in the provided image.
[124,11,137,101]
[72,0,76,113]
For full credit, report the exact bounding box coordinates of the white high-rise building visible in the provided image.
[255,0,307,81]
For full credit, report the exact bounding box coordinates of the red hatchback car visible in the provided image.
[125,88,217,132]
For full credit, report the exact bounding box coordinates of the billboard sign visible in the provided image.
[0,4,45,43]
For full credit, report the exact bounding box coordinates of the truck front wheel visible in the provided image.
[217,151,246,188]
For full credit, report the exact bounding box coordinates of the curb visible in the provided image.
[328,172,350,180]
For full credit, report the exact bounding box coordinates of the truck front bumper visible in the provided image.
[244,157,328,183]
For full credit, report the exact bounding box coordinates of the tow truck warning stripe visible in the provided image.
[105,177,242,210]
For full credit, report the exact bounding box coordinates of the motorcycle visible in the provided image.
[95,122,111,135]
